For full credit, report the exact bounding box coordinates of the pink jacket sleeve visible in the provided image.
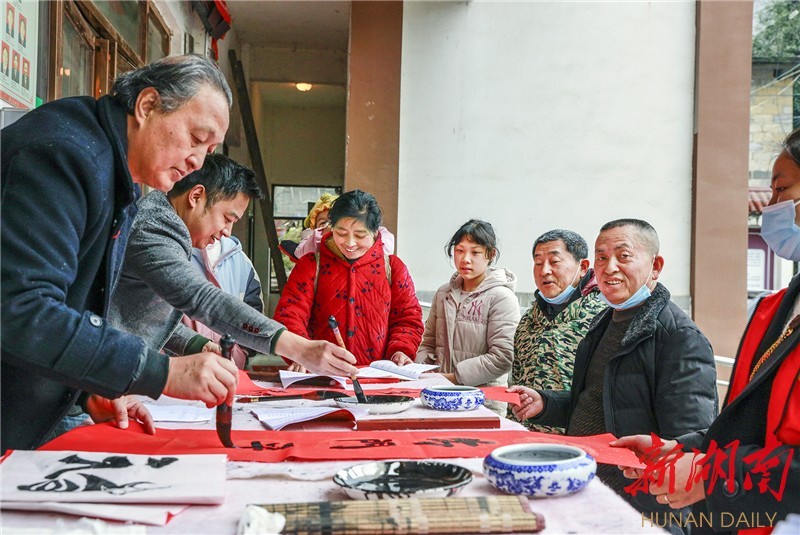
[379,227,395,255]
[294,227,324,259]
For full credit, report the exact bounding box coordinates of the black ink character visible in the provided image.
[262,441,293,450]
[19,474,164,495]
[250,441,293,451]
[45,454,133,479]
[147,457,179,469]
[17,454,172,496]
[330,438,396,449]
[413,438,494,448]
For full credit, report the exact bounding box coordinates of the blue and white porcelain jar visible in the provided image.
[483,444,596,498]
[420,386,485,411]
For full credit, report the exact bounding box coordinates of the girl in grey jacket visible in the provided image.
[415,220,521,415]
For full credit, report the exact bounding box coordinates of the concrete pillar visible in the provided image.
[345,1,403,237]
[692,0,753,359]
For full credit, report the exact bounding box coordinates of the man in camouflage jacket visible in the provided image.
[510,229,605,433]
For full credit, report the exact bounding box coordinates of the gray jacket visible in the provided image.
[109,191,284,355]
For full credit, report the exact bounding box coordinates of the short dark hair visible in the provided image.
[532,229,588,262]
[446,219,499,261]
[599,218,660,256]
[111,54,232,115]
[329,189,382,234]
[167,153,262,207]
[783,127,800,167]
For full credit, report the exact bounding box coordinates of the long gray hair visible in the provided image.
[110,54,232,114]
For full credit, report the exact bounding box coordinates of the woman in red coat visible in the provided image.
[274,189,424,368]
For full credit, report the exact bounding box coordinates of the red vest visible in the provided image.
[730,289,800,445]
[727,289,800,535]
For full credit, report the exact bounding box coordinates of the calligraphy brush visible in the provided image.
[328,315,368,404]
[216,334,236,448]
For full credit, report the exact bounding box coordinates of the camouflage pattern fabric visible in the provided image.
[509,292,606,433]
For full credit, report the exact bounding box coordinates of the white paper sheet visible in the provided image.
[279,363,439,386]
[279,370,349,389]
[145,404,214,423]
[0,501,187,526]
[356,362,439,380]
[0,517,147,534]
[1,450,226,504]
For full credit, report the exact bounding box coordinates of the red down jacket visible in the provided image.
[274,232,424,365]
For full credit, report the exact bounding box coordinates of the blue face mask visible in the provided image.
[761,199,800,261]
[597,268,653,310]
[538,266,581,305]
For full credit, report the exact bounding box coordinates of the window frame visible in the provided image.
[47,0,171,101]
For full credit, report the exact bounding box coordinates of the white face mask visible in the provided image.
[761,199,800,261]
[598,267,654,310]
[538,266,581,305]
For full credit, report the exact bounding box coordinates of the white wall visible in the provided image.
[247,46,347,187]
[259,104,345,186]
[398,0,697,305]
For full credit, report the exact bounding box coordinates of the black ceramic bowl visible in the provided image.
[333,460,473,499]
[335,395,415,414]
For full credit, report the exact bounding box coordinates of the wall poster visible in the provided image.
[1,0,37,109]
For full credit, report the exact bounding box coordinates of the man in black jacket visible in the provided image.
[1,55,239,452]
[1,54,358,453]
[510,219,718,530]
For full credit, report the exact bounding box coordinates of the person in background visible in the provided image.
[2,45,9,77]
[274,189,423,371]
[509,229,605,433]
[1,54,235,452]
[10,50,18,83]
[109,153,358,378]
[413,219,520,416]
[18,15,25,48]
[182,234,264,369]
[20,58,29,90]
[614,129,800,533]
[282,192,395,261]
[509,219,717,532]
[6,4,14,38]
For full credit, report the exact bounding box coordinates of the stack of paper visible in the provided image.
[251,406,368,430]
[279,370,349,389]
[357,361,439,380]
[279,362,440,389]
[144,404,214,423]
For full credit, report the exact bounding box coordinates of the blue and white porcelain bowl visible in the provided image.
[420,386,485,411]
[483,443,596,498]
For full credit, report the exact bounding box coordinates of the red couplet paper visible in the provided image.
[41,422,643,468]
[479,387,522,405]
[237,369,272,395]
